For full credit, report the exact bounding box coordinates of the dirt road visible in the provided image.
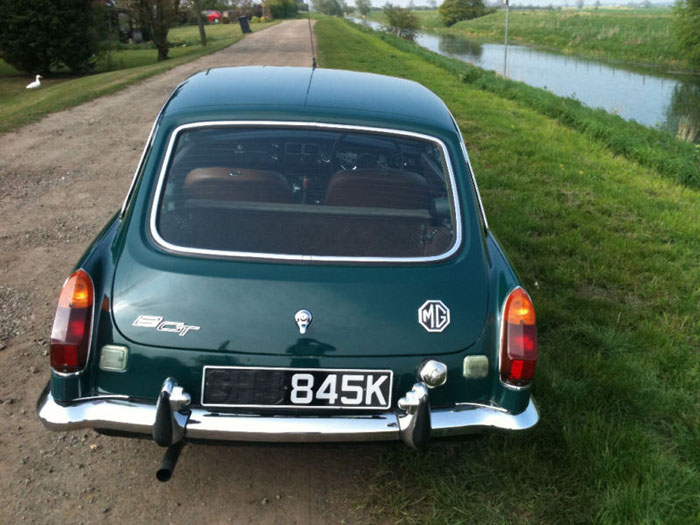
[0,20,377,524]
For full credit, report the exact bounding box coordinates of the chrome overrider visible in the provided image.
[152,378,191,447]
[37,379,539,447]
[397,382,431,448]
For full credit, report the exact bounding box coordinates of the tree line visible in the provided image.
[0,0,299,75]
[1,0,699,74]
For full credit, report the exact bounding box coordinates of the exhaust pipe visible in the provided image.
[156,441,184,482]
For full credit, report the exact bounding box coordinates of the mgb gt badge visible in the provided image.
[132,315,200,337]
[294,309,313,334]
[418,300,450,333]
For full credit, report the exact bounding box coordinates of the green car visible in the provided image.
[37,66,538,481]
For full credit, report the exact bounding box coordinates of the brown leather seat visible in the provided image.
[324,169,431,210]
[183,167,292,203]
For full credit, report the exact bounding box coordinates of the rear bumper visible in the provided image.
[37,387,538,443]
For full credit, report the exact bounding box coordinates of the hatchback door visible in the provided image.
[111,123,489,357]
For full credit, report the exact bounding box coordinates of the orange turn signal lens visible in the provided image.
[505,288,536,326]
[57,270,94,309]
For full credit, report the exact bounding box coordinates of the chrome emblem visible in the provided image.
[132,315,200,337]
[418,300,450,333]
[294,309,313,334]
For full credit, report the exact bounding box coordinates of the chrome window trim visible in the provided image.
[201,365,394,410]
[119,81,187,219]
[448,113,489,229]
[148,121,464,264]
[119,118,159,218]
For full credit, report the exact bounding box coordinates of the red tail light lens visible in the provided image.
[500,287,537,386]
[50,270,94,373]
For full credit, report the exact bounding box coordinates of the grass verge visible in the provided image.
[316,17,700,524]
[0,22,277,134]
[351,21,700,190]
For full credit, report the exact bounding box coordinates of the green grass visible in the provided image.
[0,22,276,134]
[445,8,688,71]
[316,17,700,524]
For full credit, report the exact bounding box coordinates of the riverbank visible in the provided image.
[370,8,694,72]
[0,22,277,134]
[352,18,699,188]
[316,16,699,524]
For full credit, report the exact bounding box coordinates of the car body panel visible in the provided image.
[111,248,489,357]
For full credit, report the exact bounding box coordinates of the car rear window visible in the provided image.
[153,125,460,261]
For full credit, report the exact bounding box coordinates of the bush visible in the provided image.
[0,0,101,74]
[312,0,345,16]
[356,0,372,16]
[674,0,700,68]
[383,4,419,40]
[439,0,487,27]
[251,16,261,23]
[266,0,298,19]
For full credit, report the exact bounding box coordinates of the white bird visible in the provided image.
[26,75,43,89]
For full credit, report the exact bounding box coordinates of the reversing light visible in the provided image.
[500,287,537,386]
[50,269,94,373]
[99,345,129,372]
[463,355,489,379]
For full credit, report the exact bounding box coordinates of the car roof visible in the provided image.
[161,66,457,134]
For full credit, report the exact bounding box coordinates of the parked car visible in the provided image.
[202,9,222,23]
[37,66,539,481]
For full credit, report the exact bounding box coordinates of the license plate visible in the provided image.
[201,366,393,410]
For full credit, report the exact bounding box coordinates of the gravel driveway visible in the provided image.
[0,20,377,524]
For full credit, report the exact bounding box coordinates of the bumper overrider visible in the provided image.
[38,377,539,449]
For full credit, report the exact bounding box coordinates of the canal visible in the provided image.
[351,17,700,142]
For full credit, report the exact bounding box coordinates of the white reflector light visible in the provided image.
[463,355,489,379]
[99,345,129,372]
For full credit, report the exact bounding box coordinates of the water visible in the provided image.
[351,18,700,141]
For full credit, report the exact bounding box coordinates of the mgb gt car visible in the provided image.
[38,67,539,480]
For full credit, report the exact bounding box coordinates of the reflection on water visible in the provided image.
[436,33,483,61]
[350,17,700,142]
[666,82,700,142]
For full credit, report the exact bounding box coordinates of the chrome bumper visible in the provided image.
[37,388,539,443]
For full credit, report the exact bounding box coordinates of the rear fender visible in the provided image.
[50,214,122,402]
[485,231,532,413]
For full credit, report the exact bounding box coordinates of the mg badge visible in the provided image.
[418,300,450,333]
[294,309,313,334]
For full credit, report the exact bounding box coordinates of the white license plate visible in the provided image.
[201,366,393,410]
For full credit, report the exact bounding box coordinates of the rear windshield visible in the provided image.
[154,126,459,260]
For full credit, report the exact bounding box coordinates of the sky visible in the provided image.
[358,0,673,6]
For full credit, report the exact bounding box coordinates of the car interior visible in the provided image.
[156,127,457,258]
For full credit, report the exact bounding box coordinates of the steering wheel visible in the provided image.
[329,134,403,173]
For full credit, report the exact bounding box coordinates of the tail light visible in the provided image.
[50,269,94,373]
[500,287,537,386]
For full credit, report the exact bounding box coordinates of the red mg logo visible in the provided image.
[418,300,451,333]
